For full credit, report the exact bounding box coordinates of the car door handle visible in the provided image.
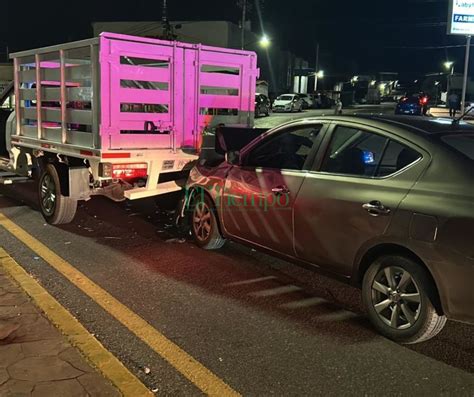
[362,201,391,217]
[272,185,290,195]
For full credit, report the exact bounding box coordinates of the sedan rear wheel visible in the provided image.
[362,255,447,344]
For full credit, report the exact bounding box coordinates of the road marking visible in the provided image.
[317,311,359,322]
[226,276,276,286]
[280,297,327,309]
[0,247,152,397]
[250,285,302,297]
[0,213,241,397]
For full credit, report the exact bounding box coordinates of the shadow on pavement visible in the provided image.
[1,184,473,373]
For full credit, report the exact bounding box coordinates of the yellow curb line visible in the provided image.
[0,247,152,397]
[0,213,241,397]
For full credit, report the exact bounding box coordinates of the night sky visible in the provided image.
[4,0,470,79]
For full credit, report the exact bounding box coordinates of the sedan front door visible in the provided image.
[221,123,327,256]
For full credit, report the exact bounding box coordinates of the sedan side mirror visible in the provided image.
[226,150,241,165]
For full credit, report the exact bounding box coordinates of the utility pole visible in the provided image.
[241,0,247,50]
[314,43,320,92]
[160,0,177,41]
[461,35,471,115]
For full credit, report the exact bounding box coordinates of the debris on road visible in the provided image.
[165,238,186,244]
[144,367,151,375]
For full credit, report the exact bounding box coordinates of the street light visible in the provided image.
[259,35,271,48]
[317,70,324,78]
[444,61,454,73]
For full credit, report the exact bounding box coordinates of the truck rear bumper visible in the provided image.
[124,180,183,200]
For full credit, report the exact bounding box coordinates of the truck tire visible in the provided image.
[38,164,77,225]
[191,193,225,250]
[362,255,447,344]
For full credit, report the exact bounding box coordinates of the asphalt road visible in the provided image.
[0,106,473,395]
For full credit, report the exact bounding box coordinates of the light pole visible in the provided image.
[314,70,324,92]
[314,43,319,92]
[461,35,471,115]
[444,61,454,97]
[434,81,440,105]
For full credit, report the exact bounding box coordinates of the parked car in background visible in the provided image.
[272,94,303,112]
[313,93,334,109]
[395,94,429,116]
[185,115,474,344]
[298,94,314,109]
[255,93,271,117]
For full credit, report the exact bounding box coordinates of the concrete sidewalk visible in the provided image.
[0,269,120,397]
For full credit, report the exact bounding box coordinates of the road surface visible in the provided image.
[0,105,473,395]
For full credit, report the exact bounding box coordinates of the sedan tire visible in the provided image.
[362,255,447,344]
[191,193,225,250]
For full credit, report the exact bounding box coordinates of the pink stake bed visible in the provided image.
[99,33,259,151]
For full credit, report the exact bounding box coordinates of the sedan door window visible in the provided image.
[321,126,421,178]
[244,125,323,171]
[321,126,388,177]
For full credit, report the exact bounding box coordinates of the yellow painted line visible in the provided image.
[0,247,152,397]
[0,213,241,397]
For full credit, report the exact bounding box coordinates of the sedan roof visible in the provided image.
[354,115,474,136]
[300,115,474,137]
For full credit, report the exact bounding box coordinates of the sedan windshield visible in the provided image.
[441,134,474,160]
[278,95,294,101]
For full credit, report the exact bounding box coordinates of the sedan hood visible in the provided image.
[274,99,293,106]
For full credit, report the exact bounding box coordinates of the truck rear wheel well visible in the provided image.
[34,154,88,197]
[357,243,444,315]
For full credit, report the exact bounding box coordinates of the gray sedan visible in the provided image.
[184,116,474,344]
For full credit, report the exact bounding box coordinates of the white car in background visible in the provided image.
[298,94,314,109]
[272,94,304,112]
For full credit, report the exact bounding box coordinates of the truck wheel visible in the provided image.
[38,164,77,225]
[191,193,225,250]
[362,255,447,344]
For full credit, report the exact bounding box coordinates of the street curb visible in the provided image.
[0,247,153,397]
[0,213,241,397]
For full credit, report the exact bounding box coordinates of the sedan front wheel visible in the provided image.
[362,255,447,344]
[191,193,225,250]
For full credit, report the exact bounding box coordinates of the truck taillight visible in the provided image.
[112,163,148,179]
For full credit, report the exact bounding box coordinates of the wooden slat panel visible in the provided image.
[20,89,36,100]
[19,65,91,83]
[43,127,62,143]
[21,125,38,138]
[118,65,169,83]
[22,107,92,125]
[118,112,170,122]
[66,131,94,147]
[118,88,169,105]
[20,87,92,102]
[67,64,91,81]
[199,94,240,109]
[200,72,241,89]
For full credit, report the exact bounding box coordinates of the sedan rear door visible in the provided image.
[293,122,429,276]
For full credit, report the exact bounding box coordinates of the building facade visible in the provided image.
[92,21,307,97]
